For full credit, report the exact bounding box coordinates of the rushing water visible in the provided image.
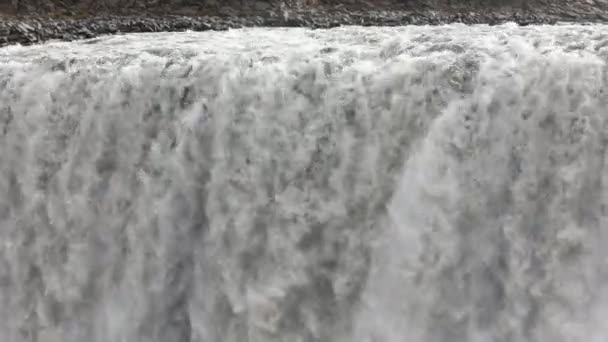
[1,24,608,342]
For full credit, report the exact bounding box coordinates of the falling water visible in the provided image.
[1,24,608,342]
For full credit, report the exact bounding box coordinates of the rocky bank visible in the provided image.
[1,0,608,47]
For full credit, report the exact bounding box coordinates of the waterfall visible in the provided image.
[0,24,607,342]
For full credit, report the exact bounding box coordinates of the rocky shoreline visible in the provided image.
[1,6,608,47]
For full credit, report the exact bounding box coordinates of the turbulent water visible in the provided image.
[1,24,608,342]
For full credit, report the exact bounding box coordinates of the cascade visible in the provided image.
[1,25,608,342]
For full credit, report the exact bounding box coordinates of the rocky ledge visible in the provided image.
[1,3,608,47]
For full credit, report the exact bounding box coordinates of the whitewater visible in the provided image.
[1,23,608,342]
